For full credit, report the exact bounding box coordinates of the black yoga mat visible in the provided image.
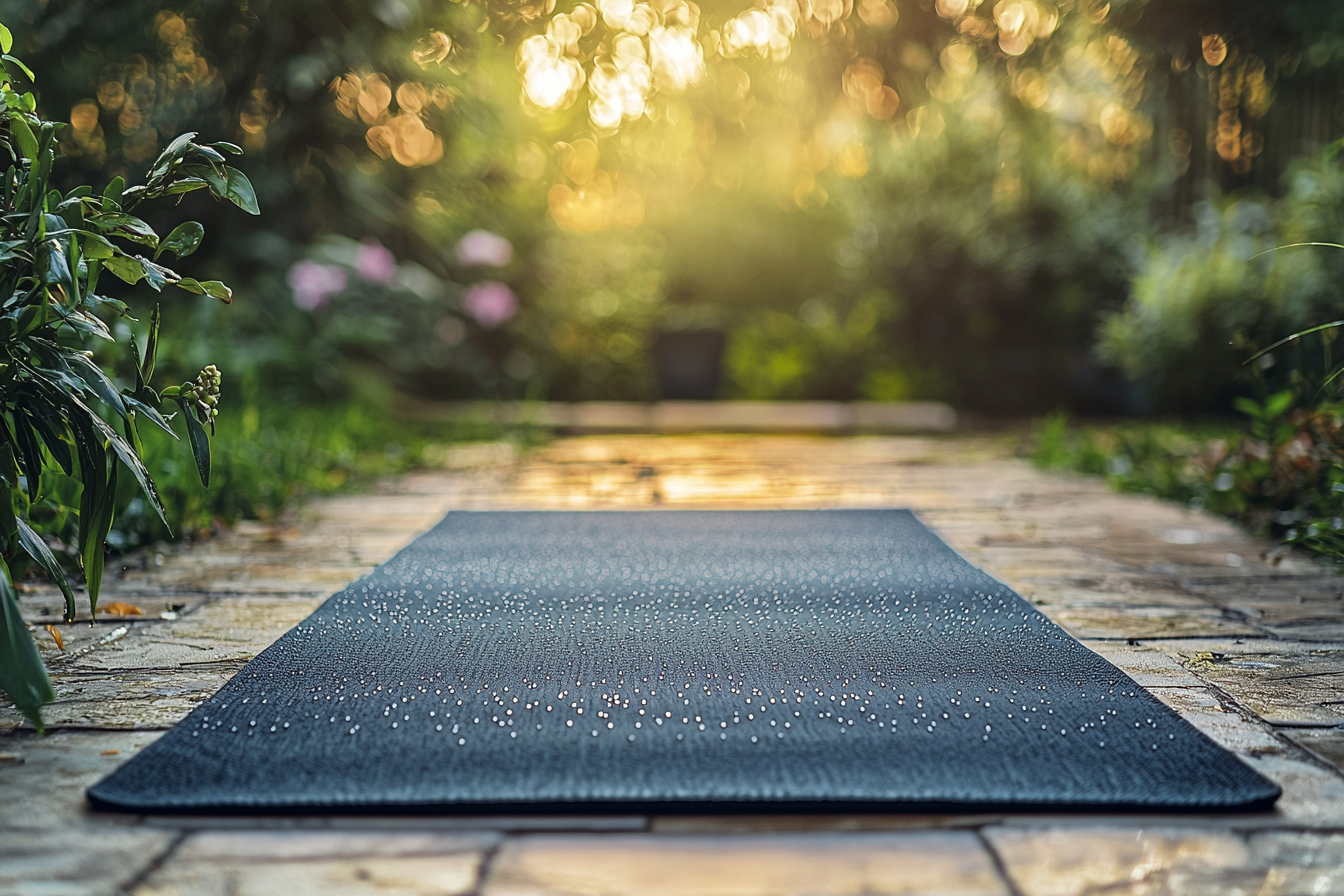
[90,510,1279,812]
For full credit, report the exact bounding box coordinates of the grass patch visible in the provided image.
[28,400,539,565]
[1029,411,1344,559]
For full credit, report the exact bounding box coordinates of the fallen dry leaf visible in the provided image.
[99,602,143,617]
[44,624,64,650]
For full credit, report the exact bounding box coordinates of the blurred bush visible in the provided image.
[843,96,1143,412]
[3,0,1179,412]
[1030,400,1344,562]
[0,0,542,402]
[18,0,1344,415]
[1100,151,1344,411]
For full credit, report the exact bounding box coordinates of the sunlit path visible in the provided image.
[4,434,1343,893]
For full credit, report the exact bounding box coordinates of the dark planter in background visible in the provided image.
[654,329,726,400]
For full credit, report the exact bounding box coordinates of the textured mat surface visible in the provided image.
[90,510,1279,812]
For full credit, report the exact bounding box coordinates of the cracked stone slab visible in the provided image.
[647,814,1006,834]
[1144,687,1286,755]
[1,826,179,896]
[481,832,1009,896]
[62,596,329,673]
[15,586,209,627]
[1182,575,1344,641]
[951,546,1135,580]
[1246,753,1344,826]
[1146,639,1344,726]
[1283,729,1344,776]
[1017,580,1263,640]
[2,597,327,730]
[130,830,497,896]
[1080,643,1206,688]
[1126,687,1344,825]
[983,826,1344,896]
[1039,603,1259,640]
[0,666,238,730]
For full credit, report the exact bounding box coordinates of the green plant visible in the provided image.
[849,100,1142,412]
[1097,199,1329,411]
[0,23,257,730]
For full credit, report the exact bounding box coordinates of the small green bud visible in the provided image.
[180,364,222,434]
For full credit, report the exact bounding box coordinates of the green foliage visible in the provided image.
[0,0,1169,410]
[108,399,518,549]
[1100,146,1344,411]
[0,33,255,729]
[1068,148,1344,562]
[523,228,663,401]
[1028,404,1344,562]
[1030,416,1250,515]
[847,106,1142,412]
[1030,412,1080,472]
[723,292,901,400]
[0,0,547,403]
[1098,200,1335,411]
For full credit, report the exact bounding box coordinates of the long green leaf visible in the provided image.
[122,394,176,438]
[0,482,16,542]
[67,353,128,420]
[1318,364,1344,396]
[182,403,211,487]
[142,305,160,385]
[65,393,167,528]
[7,114,36,161]
[11,413,43,502]
[80,461,117,611]
[1250,242,1344,260]
[16,518,75,622]
[0,441,19,488]
[72,418,104,615]
[26,404,73,476]
[1245,320,1344,364]
[0,556,54,731]
[2,55,35,82]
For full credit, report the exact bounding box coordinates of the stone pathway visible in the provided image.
[3,434,1344,896]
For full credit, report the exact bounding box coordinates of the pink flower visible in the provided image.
[462,281,517,328]
[355,239,398,284]
[288,260,347,311]
[455,230,513,267]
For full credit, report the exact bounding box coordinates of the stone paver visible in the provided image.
[130,831,497,896]
[3,433,1344,895]
[984,826,1344,896]
[481,832,1007,896]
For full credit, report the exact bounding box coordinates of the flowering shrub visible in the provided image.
[281,235,530,398]
[455,230,513,268]
[288,261,347,311]
[0,24,257,729]
[462,281,518,328]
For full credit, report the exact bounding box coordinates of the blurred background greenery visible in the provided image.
[9,0,1344,552]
